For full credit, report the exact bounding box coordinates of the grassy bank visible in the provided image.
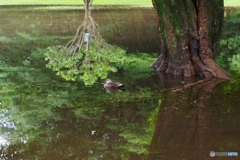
[0,0,152,6]
[0,0,239,7]
[225,0,240,7]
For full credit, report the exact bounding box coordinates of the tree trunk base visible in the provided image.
[203,59,230,80]
[151,55,230,80]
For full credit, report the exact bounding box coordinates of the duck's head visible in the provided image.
[103,79,112,84]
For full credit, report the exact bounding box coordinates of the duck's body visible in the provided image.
[103,79,125,89]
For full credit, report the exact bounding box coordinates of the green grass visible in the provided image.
[225,0,240,6]
[0,0,152,6]
[0,0,239,7]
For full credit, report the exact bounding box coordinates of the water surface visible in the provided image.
[0,6,240,160]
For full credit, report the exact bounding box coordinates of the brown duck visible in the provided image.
[103,79,125,89]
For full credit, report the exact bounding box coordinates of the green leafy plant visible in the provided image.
[44,41,125,85]
[217,35,240,72]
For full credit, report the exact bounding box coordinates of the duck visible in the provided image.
[103,79,125,89]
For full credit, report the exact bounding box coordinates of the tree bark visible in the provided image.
[151,0,230,80]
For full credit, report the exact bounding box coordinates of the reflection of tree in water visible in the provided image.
[148,78,238,159]
[44,0,125,85]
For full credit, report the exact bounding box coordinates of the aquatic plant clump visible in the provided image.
[44,42,125,85]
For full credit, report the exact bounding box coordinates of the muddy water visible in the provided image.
[0,6,239,160]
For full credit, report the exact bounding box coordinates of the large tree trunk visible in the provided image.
[151,0,230,80]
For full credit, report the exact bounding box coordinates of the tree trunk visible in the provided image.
[151,0,230,80]
[83,0,93,11]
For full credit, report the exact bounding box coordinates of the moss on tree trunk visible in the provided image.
[151,0,230,80]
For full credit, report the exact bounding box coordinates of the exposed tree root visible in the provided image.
[203,59,230,80]
[64,11,102,57]
[151,53,230,82]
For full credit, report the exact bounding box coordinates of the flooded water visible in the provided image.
[0,5,240,160]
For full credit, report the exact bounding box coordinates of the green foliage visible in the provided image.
[229,54,240,70]
[44,46,83,81]
[148,101,160,130]
[119,130,151,154]
[216,35,240,95]
[218,35,240,72]
[0,36,13,43]
[74,107,104,119]
[117,53,155,80]
[16,31,39,41]
[220,35,240,51]
[44,41,125,85]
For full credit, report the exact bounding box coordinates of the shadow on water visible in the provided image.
[149,78,240,160]
[0,5,240,160]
